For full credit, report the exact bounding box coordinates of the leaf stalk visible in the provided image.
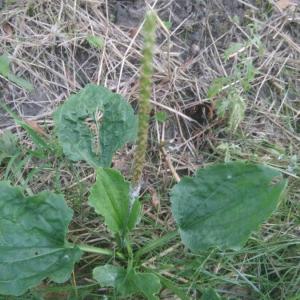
[65,242,126,261]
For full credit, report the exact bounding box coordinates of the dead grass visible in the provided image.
[1,0,300,299]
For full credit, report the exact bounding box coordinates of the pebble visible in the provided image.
[191,44,200,56]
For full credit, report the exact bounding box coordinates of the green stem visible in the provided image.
[125,235,134,271]
[65,242,126,261]
[114,232,122,250]
[134,228,179,261]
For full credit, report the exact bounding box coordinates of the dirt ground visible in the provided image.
[1,0,300,299]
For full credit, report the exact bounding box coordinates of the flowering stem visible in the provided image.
[131,11,156,190]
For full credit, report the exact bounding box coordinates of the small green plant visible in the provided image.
[0,13,287,299]
[207,23,263,131]
[217,142,243,162]
[86,35,104,48]
[154,111,167,122]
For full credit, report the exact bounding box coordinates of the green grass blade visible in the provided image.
[0,101,48,150]
[4,153,20,180]
[7,73,34,91]
[134,229,178,261]
[22,163,51,191]
[9,154,32,181]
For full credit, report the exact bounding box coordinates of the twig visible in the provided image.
[161,147,180,183]
[150,99,198,124]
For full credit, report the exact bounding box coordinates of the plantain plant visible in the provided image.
[0,12,287,300]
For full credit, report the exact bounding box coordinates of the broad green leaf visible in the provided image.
[171,162,287,252]
[0,182,83,296]
[154,111,166,122]
[86,35,104,48]
[201,288,229,300]
[54,84,138,168]
[88,167,140,233]
[0,54,34,91]
[93,265,161,300]
[98,91,138,167]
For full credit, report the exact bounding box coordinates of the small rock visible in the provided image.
[191,44,200,56]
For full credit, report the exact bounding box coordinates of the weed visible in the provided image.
[207,23,263,132]
[0,13,288,300]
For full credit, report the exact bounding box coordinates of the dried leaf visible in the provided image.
[207,103,215,120]
[129,25,140,39]
[150,187,160,211]
[181,56,194,69]
[3,24,13,39]
[42,291,69,300]
[112,157,131,177]
[276,0,295,9]
[33,281,69,300]
[23,119,48,137]
[159,77,170,85]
